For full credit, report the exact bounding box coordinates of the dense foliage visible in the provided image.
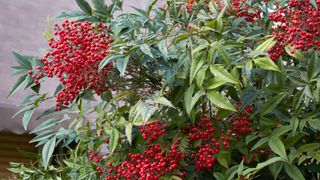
[8,0,320,179]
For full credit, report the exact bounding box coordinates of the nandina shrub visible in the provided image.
[8,0,320,180]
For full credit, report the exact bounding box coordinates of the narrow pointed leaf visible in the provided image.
[268,136,288,160]
[42,137,56,169]
[22,108,35,130]
[253,57,280,72]
[208,90,236,111]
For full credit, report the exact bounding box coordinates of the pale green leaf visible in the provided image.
[207,90,236,111]
[253,57,280,72]
[42,137,56,169]
[268,136,288,160]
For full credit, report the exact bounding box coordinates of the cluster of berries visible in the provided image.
[186,0,261,22]
[268,0,320,60]
[140,120,167,142]
[29,20,113,111]
[231,0,261,22]
[106,143,185,180]
[186,102,253,171]
[89,150,103,174]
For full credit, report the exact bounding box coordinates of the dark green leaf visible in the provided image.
[260,93,286,116]
[12,51,32,69]
[215,42,231,65]
[76,0,92,14]
[298,143,320,152]
[7,75,27,98]
[251,137,269,151]
[284,163,305,180]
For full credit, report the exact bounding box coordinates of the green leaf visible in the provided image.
[253,57,281,72]
[308,118,320,130]
[307,53,319,80]
[184,86,203,118]
[153,96,175,109]
[271,125,291,137]
[260,93,286,116]
[297,143,320,152]
[31,84,41,94]
[53,11,89,21]
[109,128,120,154]
[285,46,304,60]
[217,155,229,168]
[210,64,239,84]
[140,44,154,58]
[284,163,305,180]
[255,37,276,52]
[270,162,283,180]
[22,108,35,130]
[109,90,133,104]
[243,157,285,175]
[30,130,55,143]
[196,65,208,88]
[158,40,168,58]
[310,0,318,10]
[116,56,129,76]
[75,0,92,14]
[208,90,236,111]
[226,165,239,180]
[31,118,60,133]
[268,136,288,160]
[92,0,106,16]
[213,172,225,180]
[7,75,27,98]
[12,51,32,69]
[42,136,56,169]
[125,123,133,145]
[238,160,244,176]
[215,42,231,65]
[99,55,124,72]
[207,77,226,89]
[190,54,205,84]
[36,107,56,120]
[251,137,269,151]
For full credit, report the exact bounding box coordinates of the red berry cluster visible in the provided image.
[140,120,167,142]
[185,0,261,22]
[186,102,253,171]
[89,150,103,174]
[227,102,253,136]
[231,0,261,22]
[268,0,320,60]
[30,20,113,110]
[193,144,218,171]
[106,143,184,180]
